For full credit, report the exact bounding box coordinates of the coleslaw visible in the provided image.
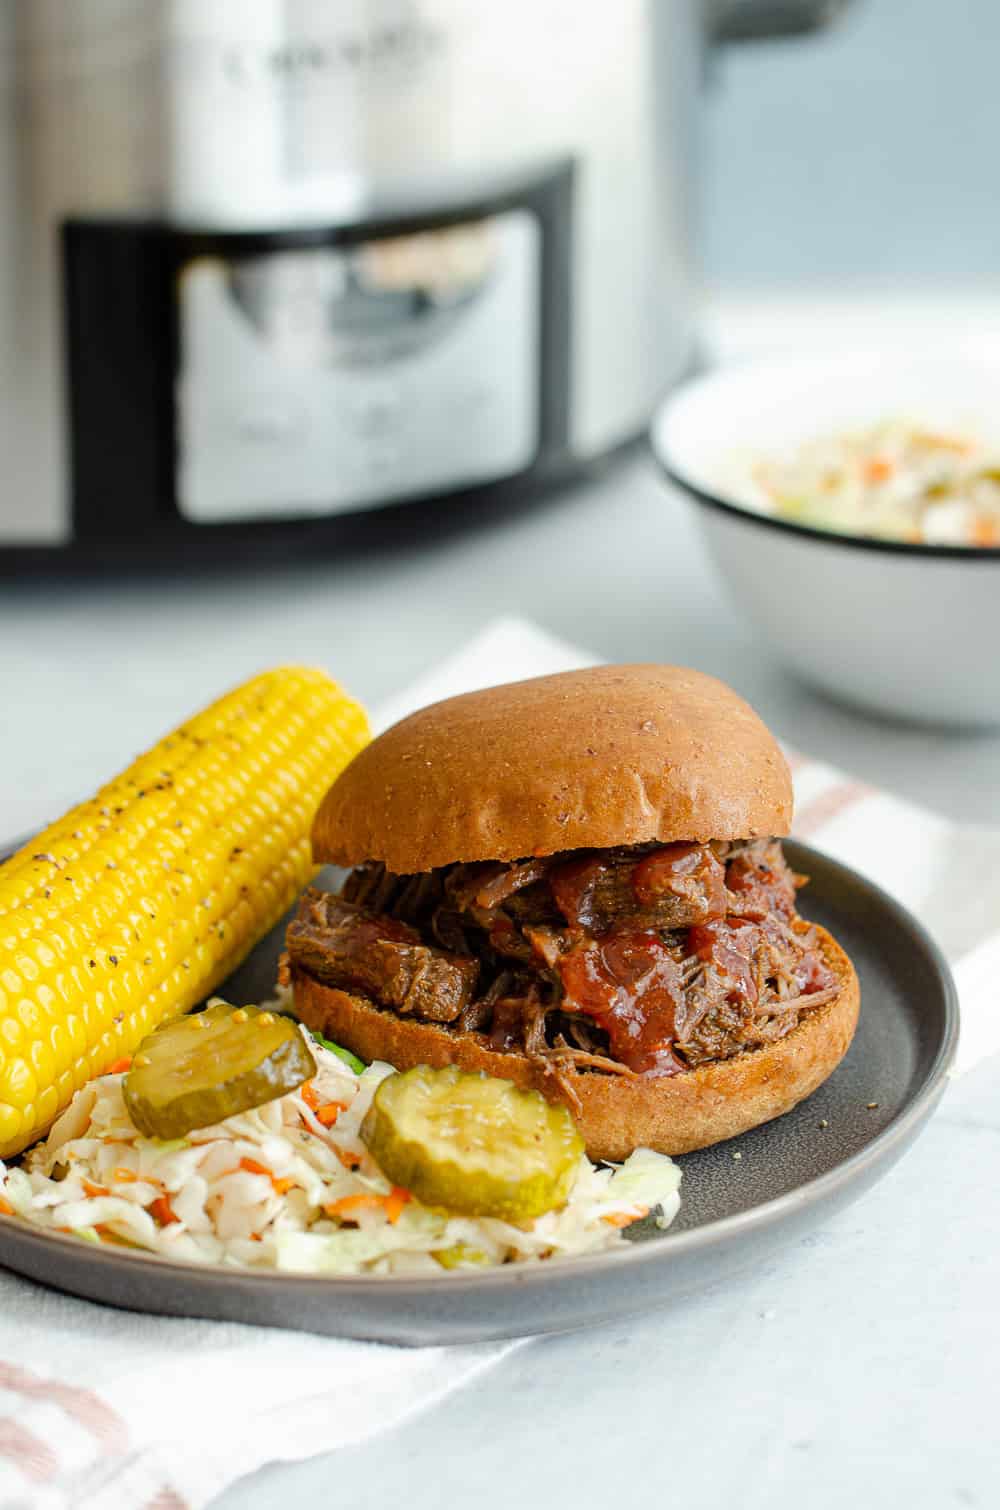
[743,418,1000,546]
[0,1030,682,1275]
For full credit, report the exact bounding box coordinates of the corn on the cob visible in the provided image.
[0,666,369,1157]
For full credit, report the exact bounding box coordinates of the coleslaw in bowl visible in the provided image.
[741,417,1000,547]
[652,348,1000,724]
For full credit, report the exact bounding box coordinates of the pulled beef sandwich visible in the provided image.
[284,666,860,1160]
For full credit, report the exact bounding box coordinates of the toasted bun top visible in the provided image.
[312,664,792,874]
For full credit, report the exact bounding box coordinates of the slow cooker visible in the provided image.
[0,0,843,562]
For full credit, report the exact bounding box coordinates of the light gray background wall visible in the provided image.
[704,0,1000,289]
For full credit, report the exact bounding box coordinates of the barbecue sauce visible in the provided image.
[551,844,757,1072]
[632,841,727,918]
[557,929,686,1076]
[687,918,761,1006]
[549,855,607,931]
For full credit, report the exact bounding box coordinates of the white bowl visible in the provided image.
[651,350,1000,727]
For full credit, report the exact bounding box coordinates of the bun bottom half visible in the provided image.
[290,925,860,1162]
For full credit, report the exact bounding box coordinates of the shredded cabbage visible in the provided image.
[0,1034,681,1276]
[735,418,1000,546]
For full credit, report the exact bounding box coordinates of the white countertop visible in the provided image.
[2,295,999,1509]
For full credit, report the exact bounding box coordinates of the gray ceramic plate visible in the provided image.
[0,841,958,1345]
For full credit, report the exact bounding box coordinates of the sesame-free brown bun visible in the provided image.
[312,665,793,874]
[290,926,859,1161]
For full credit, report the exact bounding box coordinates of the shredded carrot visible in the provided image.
[315,1101,348,1128]
[601,1205,648,1228]
[82,1179,110,1199]
[107,1056,132,1074]
[324,1193,387,1220]
[239,1157,273,1178]
[324,1188,411,1222]
[116,1168,163,1190]
[863,457,893,484]
[237,1157,296,1196]
[150,1194,179,1225]
[299,1082,349,1122]
[330,1144,362,1171]
[385,1187,411,1225]
[0,1197,13,1217]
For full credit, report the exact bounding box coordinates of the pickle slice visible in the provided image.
[123,1001,316,1140]
[362,1066,584,1222]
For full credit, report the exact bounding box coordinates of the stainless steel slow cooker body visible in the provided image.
[0,0,838,561]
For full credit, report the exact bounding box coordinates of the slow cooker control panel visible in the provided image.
[63,165,572,539]
[176,211,539,521]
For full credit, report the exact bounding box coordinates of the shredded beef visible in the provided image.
[447,859,551,912]
[286,838,836,1076]
[674,912,839,1065]
[550,842,728,933]
[286,889,478,1023]
[725,839,798,920]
